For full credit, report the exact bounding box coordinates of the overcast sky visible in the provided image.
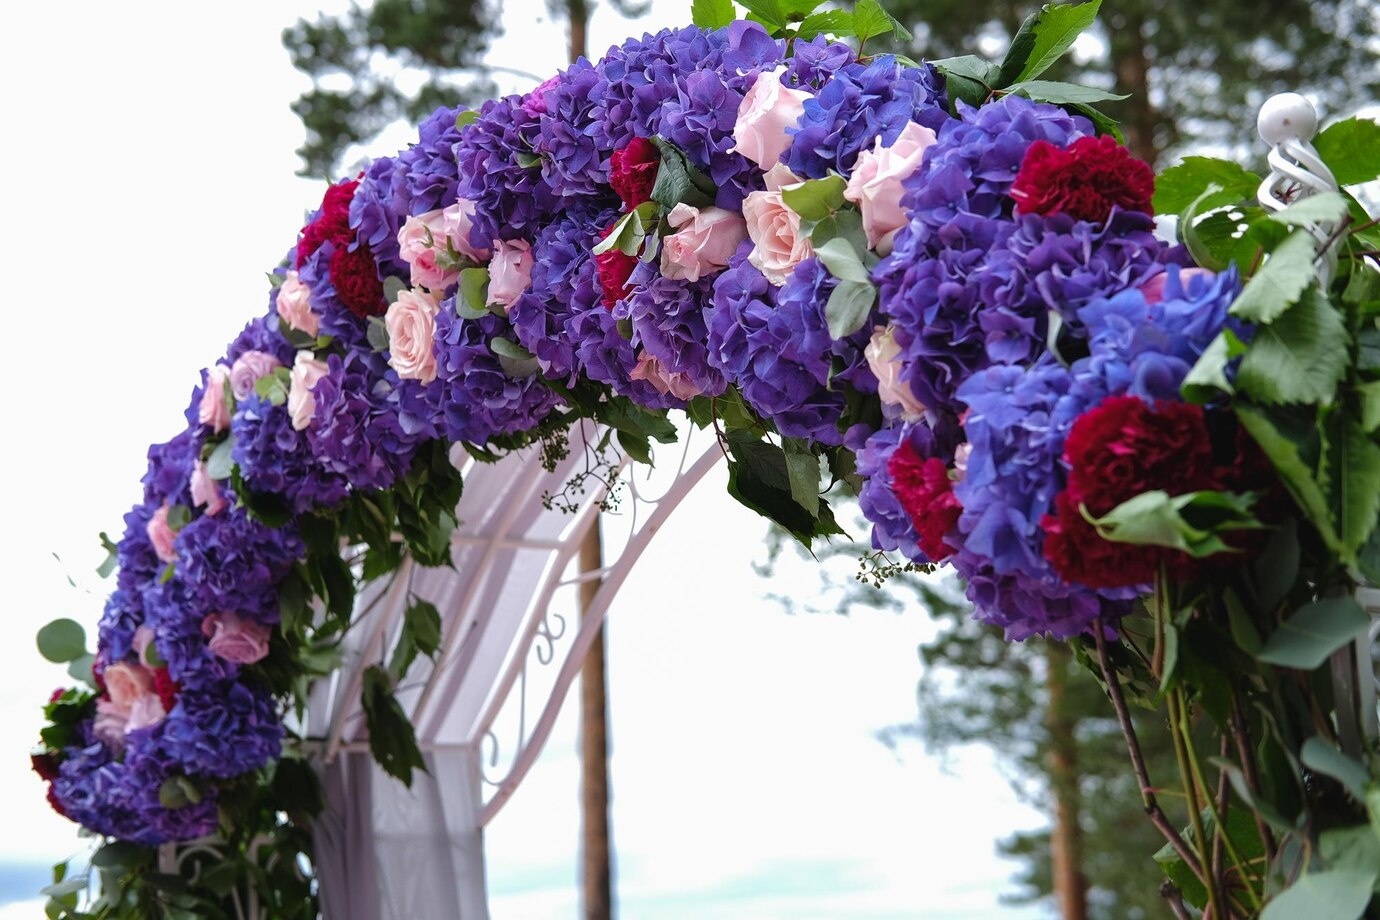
[0,0,1047,916]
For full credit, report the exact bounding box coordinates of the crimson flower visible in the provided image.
[609,137,660,210]
[330,243,386,318]
[1010,135,1154,223]
[595,224,638,311]
[888,440,962,562]
[296,178,360,268]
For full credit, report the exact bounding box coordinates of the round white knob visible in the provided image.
[1258,93,1318,145]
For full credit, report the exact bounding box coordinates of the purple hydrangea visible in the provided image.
[453,95,554,246]
[295,237,371,353]
[231,394,352,513]
[351,155,408,278]
[97,590,142,665]
[390,106,468,218]
[530,59,615,202]
[307,351,425,494]
[174,507,304,622]
[784,56,948,179]
[115,502,161,604]
[621,263,728,401]
[159,682,284,779]
[143,581,239,690]
[782,34,856,90]
[142,430,199,508]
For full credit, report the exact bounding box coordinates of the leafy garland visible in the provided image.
[30,0,1380,916]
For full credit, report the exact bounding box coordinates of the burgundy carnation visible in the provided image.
[1010,135,1155,224]
[1044,395,1219,589]
[330,243,386,317]
[46,784,68,818]
[609,137,660,210]
[296,178,360,268]
[30,751,59,782]
[888,440,962,561]
[153,667,179,712]
[595,224,638,311]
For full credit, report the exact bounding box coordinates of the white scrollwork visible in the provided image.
[1256,92,1344,283]
[156,834,303,920]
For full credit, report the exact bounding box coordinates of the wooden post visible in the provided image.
[1045,641,1089,920]
[578,524,613,920]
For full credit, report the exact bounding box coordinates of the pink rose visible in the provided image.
[275,271,319,337]
[488,239,534,311]
[865,325,927,420]
[385,289,440,383]
[229,350,282,401]
[104,662,155,709]
[190,460,227,517]
[659,204,748,282]
[1138,267,1213,305]
[133,626,157,667]
[287,352,330,431]
[198,364,231,433]
[442,198,491,263]
[398,210,459,291]
[201,612,272,665]
[732,67,812,170]
[630,352,702,401]
[93,699,129,751]
[146,504,179,564]
[844,122,938,253]
[126,695,167,733]
[743,164,813,286]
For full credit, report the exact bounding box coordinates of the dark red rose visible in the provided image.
[1010,135,1155,224]
[295,178,360,268]
[609,137,661,209]
[46,784,69,818]
[595,224,638,310]
[31,751,59,782]
[888,440,962,561]
[330,242,387,317]
[153,667,179,712]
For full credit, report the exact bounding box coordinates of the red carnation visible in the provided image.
[30,751,59,782]
[595,224,638,311]
[330,242,387,317]
[1010,135,1155,224]
[609,137,661,210]
[888,441,962,561]
[153,667,179,712]
[1044,395,1220,589]
[46,784,69,818]
[48,687,66,705]
[295,178,360,268]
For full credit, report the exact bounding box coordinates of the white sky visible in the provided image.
[0,0,1048,916]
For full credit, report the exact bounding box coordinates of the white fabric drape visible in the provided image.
[312,748,489,920]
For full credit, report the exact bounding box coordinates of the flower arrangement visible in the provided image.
[31,0,1380,916]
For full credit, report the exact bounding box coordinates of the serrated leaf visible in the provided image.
[1269,191,1350,229]
[796,9,855,38]
[1006,80,1127,105]
[1236,405,1338,549]
[1011,0,1101,84]
[1153,156,1260,214]
[725,430,845,546]
[361,666,427,786]
[995,7,1040,87]
[651,142,714,212]
[1180,331,1234,403]
[1257,596,1370,670]
[852,0,910,43]
[1230,230,1320,322]
[1235,286,1348,405]
[691,0,735,29]
[1320,413,1380,562]
[37,619,86,664]
[782,438,822,519]
[1314,117,1380,187]
[825,280,876,339]
[736,0,787,29]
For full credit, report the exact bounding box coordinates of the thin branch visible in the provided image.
[1161,881,1194,920]
[1230,690,1278,865]
[1094,620,1208,884]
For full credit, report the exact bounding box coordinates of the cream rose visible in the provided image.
[385,289,441,383]
[731,67,812,170]
[844,122,938,253]
[198,364,232,433]
[275,271,319,337]
[488,239,534,311]
[287,352,330,431]
[660,204,749,282]
[743,164,813,286]
[229,350,282,401]
[865,325,927,420]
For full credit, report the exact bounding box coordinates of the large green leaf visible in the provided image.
[1260,869,1377,920]
[1236,405,1337,549]
[851,0,911,43]
[1314,117,1380,187]
[691,0,736,29]
[1008,0,1101,84]
[1320,412,1380,563]
[37,619,87,664]
[1005,80,1127,105]
[1153,156,1260,214]
[725,430,844,546]
[1235,286,1348,405]
[1257,596,1370,670]
[1301,738,1369,801]
[361,666,427,786]
[1228,229,1317,323]
[1087,490,1259,557]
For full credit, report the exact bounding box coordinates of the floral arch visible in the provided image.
[30,0,1380,917]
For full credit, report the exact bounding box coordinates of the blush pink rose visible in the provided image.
[488,239,534,311]
[93,699,129,751]
[385,289,441,383]
[865,325,927,420]
[104,662,155,708]
[287,352,331,431]
[133,626,157,667]
[229,350,283,401]
[630,352,702,401]
[442,198,491,263]
[201,612,272,665]
[275,271,319,337]
[731,67,812,170]
[146,504,179,564]
[198,364,232,433]
[844,122,938,253]
[190,460,227,517]
[743,164,813,286]
[1138,267,1213,305]
[660,204,748,282]
[398,210,459,291]
[125,694,167,733]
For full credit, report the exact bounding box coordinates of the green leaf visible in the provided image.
[1229,230,1318,323]
[1301,737,1369,801]
[1319,825,1380,887]
[1006,80,1127,105]
[1224,589,1263,656]
[455,110,480,131]
[1237,405,1338,549]
[457,267,490,318]
[781,175,848,222]
[725,430,845,546]
[37,619,87,664]
[691,0,735,29]
[929,54,1000,87]
[1314,117,1380,187]
[90,842,146,870]
[1180,183,1231,272]
[96,531,119,579]
[1320,413,1380,562]
[599,398,678,444]
[1180,331,1234,403]
[825,280,877,340]
[852,0,911,43]
[514,151,541,169]
[205,436,236,481]
[995,7,1040,87]
[490,337,535,361]
[796,9,855,39]
[1236,286,1348,405]
[361,666,427,786]
[616,428,652,465]
[651,141,715,212]
[382,275,407,304]
[1086,490,1260,557]
[1153,156,1260,215]
[66,654,96,688]
[1260,869,1378,920]
[736,0,787,29]
[405,599,442,657]
[1011,0,1101,84]
[158,776,202,809]
[1357,381,1380,433]
[366,315,391,353]
[1257,596,1370,670]
[782,438,822,519]
[1269,191,1350,229]
[814,238,872,283]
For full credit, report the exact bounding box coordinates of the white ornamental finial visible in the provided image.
[1256,92,1342,282]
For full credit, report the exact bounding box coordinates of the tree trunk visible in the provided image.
[578,523,613,920]
[568,0,589,61]
[1108,10,1159,165]
[1045,641,1089,920]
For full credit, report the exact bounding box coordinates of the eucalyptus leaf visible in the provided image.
[490,337,536,361]
[456,266,490,317]
[37,619,87,664]
[366,315,391,353]
[814,238,872,284]
[1301,737,1369,801]
[825,280,876,340]
[205,436,236,481]
[382,275,407,303]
